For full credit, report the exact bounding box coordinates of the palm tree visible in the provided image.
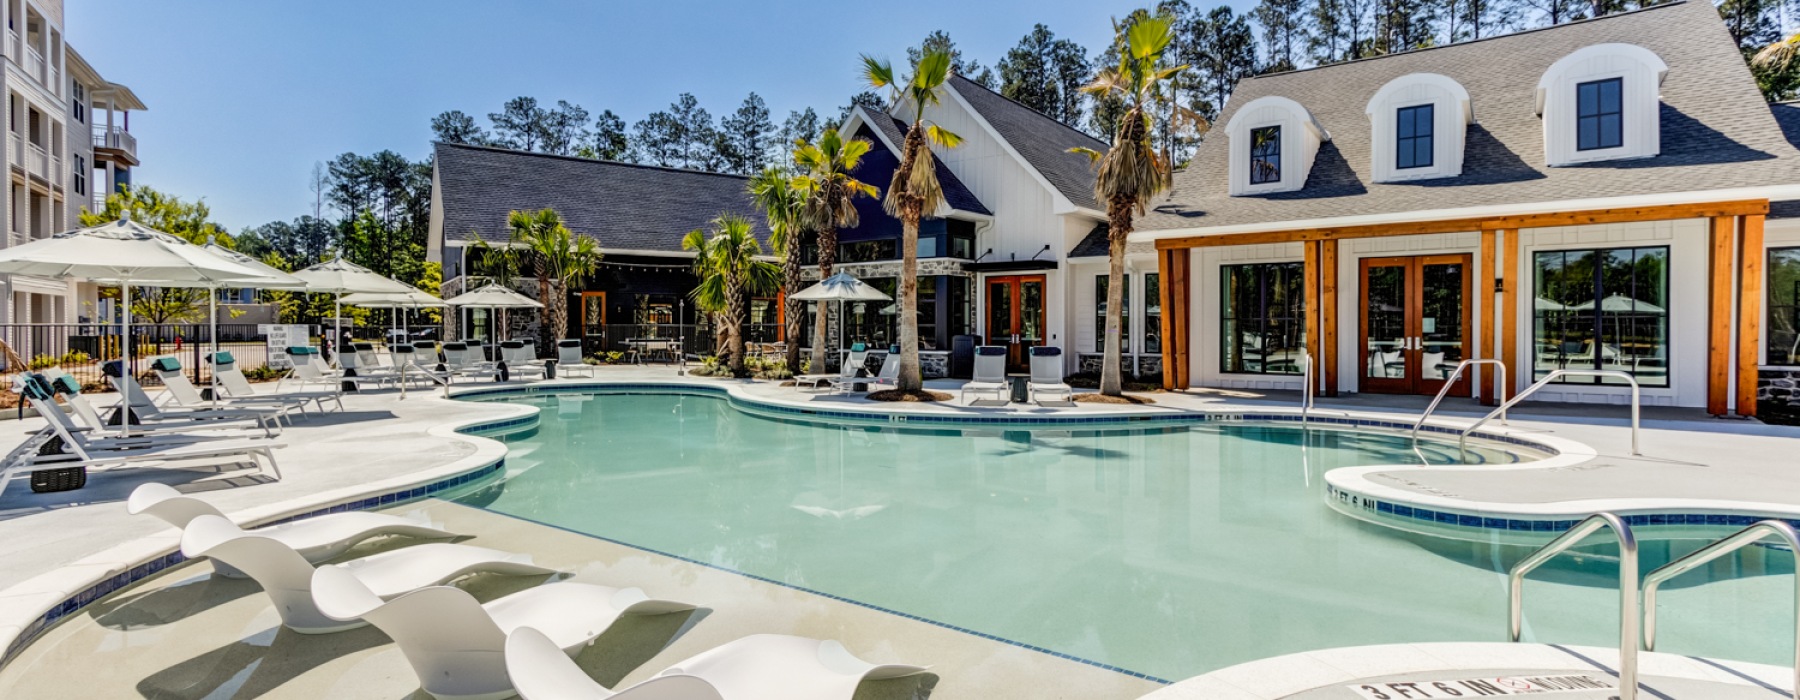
[1753,32,1799,75]
[792,129,878,372]
[863,48,964,395]
[682,214,781,374]
[748,166,809,373]
[1072,14,1207,396]
[501,208,603,353]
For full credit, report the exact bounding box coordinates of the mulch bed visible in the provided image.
[1071,393,1157,405]
[867,389,953,402]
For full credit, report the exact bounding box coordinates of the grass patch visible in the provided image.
[867,389,952,402]
[1071,393,1157,405]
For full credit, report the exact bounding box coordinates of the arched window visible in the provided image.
[1365,73,1472,183]
[1536,43,1667,166]
[1224,96,1328,196]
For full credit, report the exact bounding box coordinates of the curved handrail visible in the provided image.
[1509,512,1639,700]
[1643,519,1800,699]
[1461,369,1640,456]
[1411,358,1508,448]
[1300,349,1314,427]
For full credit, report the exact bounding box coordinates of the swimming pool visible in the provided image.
[458,390,1795,682]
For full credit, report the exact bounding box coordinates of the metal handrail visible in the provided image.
[1509,512,1639,700]
[1460,369,1640,456]
[1643,519,1800,699]
[1300,349,1314,426]
[1411,359,1508,447]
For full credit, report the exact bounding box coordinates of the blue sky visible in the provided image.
[66,0,1243,233]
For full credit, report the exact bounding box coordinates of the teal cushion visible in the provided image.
[151,357,182,372]
[51,375,81,396]
[210,351,236,365]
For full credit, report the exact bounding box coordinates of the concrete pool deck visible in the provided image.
[1,364,1797,697]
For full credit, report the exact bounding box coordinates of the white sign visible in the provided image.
[260,324,311,369]
[1347,674,1616,698]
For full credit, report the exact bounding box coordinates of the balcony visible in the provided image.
[7,132,18,172]
[24,47,42,85]
[92,125,137,163]
[26,143,48,182]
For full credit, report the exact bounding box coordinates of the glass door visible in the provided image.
[580,292,606,350]
[1359,255,1472,395]
[986,275,1047,372]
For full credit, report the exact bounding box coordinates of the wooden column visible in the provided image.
[1172,250,1192,388]
[1158,248,1178,391]
[1500,230,1519,403]
[1479,229,1498,405]
[1321,239,1339,397]
[1708,216,1736,417]
[1737,214,1765,417]
[1304,240,1321,395]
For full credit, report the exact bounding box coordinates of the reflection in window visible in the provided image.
[1096,275,1130,353]
[1250,126,1281,185]
[1396,104,1433,169]
[1576,78,1623,151]
[1770,248,1800,366]
[1144,273,1162,354]
[1221,262,1305,374]
[1532,246,1668,387]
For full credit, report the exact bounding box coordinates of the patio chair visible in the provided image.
[1027,347,1073,404]
[149,357,304,421]
[556,340,596,378]
[210,352,343,413]
[288,347,392,391]
[796,343,867,393]
[310,565,695,700]
[350,343,403,379]
[107,371,286,432]
[499,341,547,380]
[960,346,1010,405]
[506,627,930,700]
[128,482,458,564]
[45,370,274,438]
[444,343,501,381]
[180,514,556,634]
[829,347,899,394]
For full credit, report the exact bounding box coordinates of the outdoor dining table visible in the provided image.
[625,338,677,364]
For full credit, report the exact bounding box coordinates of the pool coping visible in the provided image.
[0,399,541,668]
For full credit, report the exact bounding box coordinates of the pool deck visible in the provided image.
[0,364,1797,697]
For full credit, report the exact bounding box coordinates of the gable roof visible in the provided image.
[434,142,766,252]
[945,74,1109,213]
[1138,0,1800,237]
[854,107,993,216]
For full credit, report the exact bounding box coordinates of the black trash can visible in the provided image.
[949,335,978,380]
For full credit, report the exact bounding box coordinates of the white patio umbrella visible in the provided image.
[291,258,416,364]
[1569,293,1666,314]
[0,217,268,426]
[341,290,447,343]
[791,272,892,354]
[442,283,542,341]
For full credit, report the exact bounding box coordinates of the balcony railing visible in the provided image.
[26,143,48,181]
[92,126,136,159]
[7,132,18,170]
[48,154,60,188]
[24,47,42,85]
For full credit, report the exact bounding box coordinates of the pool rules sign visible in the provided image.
[1348,674,1617,698]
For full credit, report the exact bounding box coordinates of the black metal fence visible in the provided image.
[0,322,297,388]
[572,324,786,359]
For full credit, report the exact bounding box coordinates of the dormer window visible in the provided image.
[1537,43,1666,165]
[1226,96,1326,196]
[1576,78,1622,151]
[1396,104,1434,169]
[1365,73,1469,183]
[1249,126,1281,184]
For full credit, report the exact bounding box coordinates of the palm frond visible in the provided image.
[913,50,952,91]
[1753,32,1800,71]
[862,55,896,90]
[1068,146,1104,163]
[925,123,962,149]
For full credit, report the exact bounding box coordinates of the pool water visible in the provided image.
[458,391,1795,681]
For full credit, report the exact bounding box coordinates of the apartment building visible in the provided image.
[0,0,144,326]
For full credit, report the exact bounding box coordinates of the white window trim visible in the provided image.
[1225,96,1328,196]
[1365,72,1472,183]
[1536,43,1667,167]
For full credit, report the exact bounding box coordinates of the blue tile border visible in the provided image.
[1327,484,1800,536]
[0,411,530,666]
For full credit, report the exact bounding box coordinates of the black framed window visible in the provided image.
[1396,104,1434,169]
[1770,248,1800,366]
[1221,262,1305,374]
[1532,246,1668,387]
[1143,273,1162,354]
[1249,126,1281,185]
[1096,275,1130,353]
[1576,78,1623,151]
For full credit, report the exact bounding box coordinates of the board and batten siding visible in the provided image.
[1192,242,1309,391]
[921,98,1067,263]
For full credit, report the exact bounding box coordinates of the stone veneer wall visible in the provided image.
[1077,353,1163,378]
[1758,367,1800,412]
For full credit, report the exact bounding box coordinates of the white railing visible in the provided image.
[48,155,59,187]
[1460,369,1642,456]
[5,31,15,60]
[92,126,136,158]
[24,47,42,85]
[1509,513,1639,700]
[26,143,47,180]
[7,132,18,169]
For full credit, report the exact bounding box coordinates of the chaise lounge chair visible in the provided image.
[310,565,695,700]
[1027,347,1073,404]
[499,341,547,380]
[960,346,1010,405]
[44,370,274,438]
[128,482,457,564]
[211,351,344,413]
[505,627,931,700]
[149,357,304,422]
[829,348,899,394]
[109,369,287,431]
[556,340,596,378]
[796,344,866,393]
[180,514,557,634]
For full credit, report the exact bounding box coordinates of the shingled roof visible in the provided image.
[947,74,1109,212]
[1137,0,1800,237]
[859,108,992,216]
[434,142,766,251]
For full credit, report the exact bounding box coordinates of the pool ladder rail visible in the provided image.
[1507,513,1800,700]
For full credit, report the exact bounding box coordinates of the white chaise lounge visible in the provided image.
[128,483,457,565]
[960,345,1009,405]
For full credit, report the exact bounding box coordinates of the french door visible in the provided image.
[1359,255,1472,396]
[986,275,1046,372]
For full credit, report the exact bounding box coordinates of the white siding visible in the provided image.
[1537,43,1666,166]
[921,99,1066,263]
[1365,73,1470,183]
[1224,96,1324,196]
[1192,242,1308,391]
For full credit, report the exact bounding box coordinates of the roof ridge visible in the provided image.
[434,141,751,181]
[1244,0,1690,81]
[949,74,1107,148]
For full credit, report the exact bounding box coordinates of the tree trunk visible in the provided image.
[894,127,926,393]
[811,226,836,373]
[550,279,569,344]
[726,278,746,374]
[784,236,803,373]
[535,264,552,357]
[1099,193,1137,397]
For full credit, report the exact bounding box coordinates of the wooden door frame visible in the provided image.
[1357,254,1473,395]
[984,274,1048,370]
[1359,257,1415,394]
[1413,253,1474,398]
[579,292,606,336]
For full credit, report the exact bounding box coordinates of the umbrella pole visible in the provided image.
[209,290,218,407]
[120,283,132,438]
[333,294,342,369]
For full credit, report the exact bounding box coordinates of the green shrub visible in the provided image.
[59,350,91,365]
[27,353,58,370]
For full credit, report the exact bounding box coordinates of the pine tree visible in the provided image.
[430,110,487,145]
[1193,7,1258,118]
[997,24,1094,125]
[582,110,632,161]
[1254,0,1310,72]
[1309,0,1352,63]
[907,30,996,87]
[719,93,776,174]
